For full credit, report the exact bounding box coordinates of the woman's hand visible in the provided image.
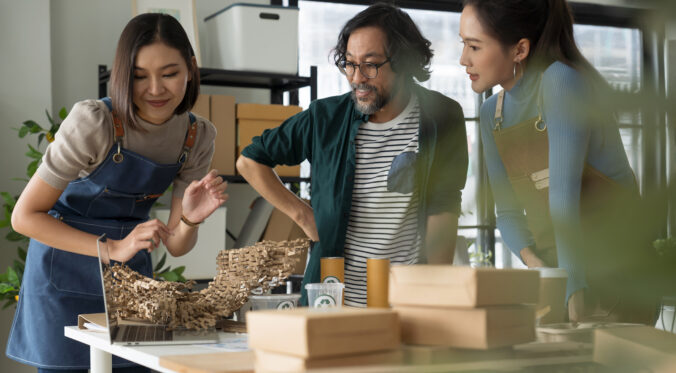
[520,246,546,268]
[109,219,171,262]
[181,170,229,223]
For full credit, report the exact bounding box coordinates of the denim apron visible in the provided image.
[6,98,197,369]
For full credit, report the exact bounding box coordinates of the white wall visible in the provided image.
[0,0,52,371]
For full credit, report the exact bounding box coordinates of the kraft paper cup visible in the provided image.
[320,257,344,284]
[367,258,390,308]
[535,267,568,325]
[305,283,344,308]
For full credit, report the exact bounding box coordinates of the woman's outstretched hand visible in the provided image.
[181,169,229,224]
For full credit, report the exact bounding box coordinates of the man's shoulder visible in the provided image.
[309,92,353,112]
[414,85,463,117]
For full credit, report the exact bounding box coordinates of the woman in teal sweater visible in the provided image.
[459,0,658,323]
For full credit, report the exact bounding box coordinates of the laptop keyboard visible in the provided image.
[119,325,173,342]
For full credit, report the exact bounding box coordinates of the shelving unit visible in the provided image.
[97,64,317,106]
[97,64,316,184]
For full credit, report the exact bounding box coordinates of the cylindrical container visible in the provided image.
[367,258,390,308]
[305,283,344,308]
[536,267,568,324]
[320,257,344,284]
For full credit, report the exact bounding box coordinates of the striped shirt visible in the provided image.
[344,96,421,307]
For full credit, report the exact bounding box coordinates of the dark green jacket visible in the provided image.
[241,84,468,304]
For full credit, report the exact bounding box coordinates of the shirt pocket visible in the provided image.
[387,151,417,194]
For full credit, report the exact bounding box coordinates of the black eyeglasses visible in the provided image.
[336,58,391,79]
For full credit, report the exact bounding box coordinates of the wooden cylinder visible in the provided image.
[367,258,390,308]
[320,257,344,284]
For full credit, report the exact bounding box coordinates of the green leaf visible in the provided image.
[7,267,20,287]
[27,159,39,178]
[6,231,25,242]
[45,109,55,126]
[13,260,24,280]
[18,126,29,138]
[0,273,7,282]
[0,192,15,207]
[0,283,17,294]
[158,271,179,282]
[26,144,43,159]
[59,107,68,120]
[153,253,167,272]
[18,247,27,262]
[38,133,45,147]
[174,266,185,276]
[23,120,43,132]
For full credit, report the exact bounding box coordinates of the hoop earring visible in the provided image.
[513,61,521,79]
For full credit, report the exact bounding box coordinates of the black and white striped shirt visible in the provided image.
[344,96,421,307]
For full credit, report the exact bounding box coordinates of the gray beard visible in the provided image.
[350,83,390,115]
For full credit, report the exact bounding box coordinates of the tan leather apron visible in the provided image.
[492,78,656,323]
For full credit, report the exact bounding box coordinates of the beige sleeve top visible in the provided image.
[37,99,217,198]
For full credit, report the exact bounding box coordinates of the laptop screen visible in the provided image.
[96,233,118,344]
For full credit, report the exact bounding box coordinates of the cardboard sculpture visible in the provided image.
[104,239,308,330]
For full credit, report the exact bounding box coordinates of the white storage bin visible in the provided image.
[204,3,298,74]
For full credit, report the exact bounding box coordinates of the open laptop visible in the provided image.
[96,233,219,345]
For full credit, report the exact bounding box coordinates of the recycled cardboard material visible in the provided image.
[254,348,403,372]
[211,95,237,175]
[389,265,539,307]
[247,307,400,359]
[396,304,536,349]
[236,103,302,177]
[261,207,308,274]
[593,325,676,373]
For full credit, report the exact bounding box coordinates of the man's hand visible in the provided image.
[295,204,319,241]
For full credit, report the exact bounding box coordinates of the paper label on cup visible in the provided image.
[322,276,341,284]
[276,300,295,310]
[313,294,336,307]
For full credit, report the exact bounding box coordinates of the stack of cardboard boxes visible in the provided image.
[247,308,403,372]
[389,265,540,349]
[190,95,302,177]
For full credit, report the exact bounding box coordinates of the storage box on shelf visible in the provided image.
[204,3,299,74]
[237,103,303,177]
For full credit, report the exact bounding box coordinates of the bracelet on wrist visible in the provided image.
[181,214,202,227]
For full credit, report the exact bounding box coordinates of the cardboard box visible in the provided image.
[237,103,302,177]
[395,304,536,349]
[247,307,400,359]
[211,95,237,175]
[261,207,308,274]
[593,326,676,373]
[191,94,210,119]
[389,266,539,307]
[254,348,403,372]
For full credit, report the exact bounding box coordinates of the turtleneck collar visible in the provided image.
[505,64,542,102]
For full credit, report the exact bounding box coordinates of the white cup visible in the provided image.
[305,283,344,308]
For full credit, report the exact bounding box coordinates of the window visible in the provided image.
[297,1,646,268]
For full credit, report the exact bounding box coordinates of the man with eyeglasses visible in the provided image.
[237,3,468,307]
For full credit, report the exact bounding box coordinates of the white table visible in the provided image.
[65,326,248,373]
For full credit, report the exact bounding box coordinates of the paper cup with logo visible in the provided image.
[535,267,568,324]
[305,283,344,308]
[367,258,390,308]
[320,257,344,284]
